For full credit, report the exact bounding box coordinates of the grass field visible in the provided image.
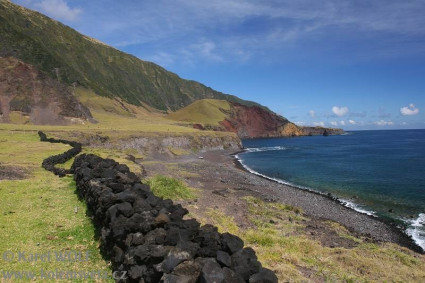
[0,96,234,281]
[0,90,236,144]
[0,131,113,282]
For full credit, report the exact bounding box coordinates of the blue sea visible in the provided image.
[236,129,425,250]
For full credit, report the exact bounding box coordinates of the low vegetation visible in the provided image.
[201,196,425,282]
[147,175,196,200]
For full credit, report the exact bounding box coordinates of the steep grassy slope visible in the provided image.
[0,0,263,111]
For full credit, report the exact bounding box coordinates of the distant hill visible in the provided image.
[0,0,264,111]
[168,99,231,125]
[169,99,344,138]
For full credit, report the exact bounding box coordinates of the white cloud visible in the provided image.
[332,106,349,117]
[294,121,306,126]
[35,0,82,21]
[339,120,346,126]
[348,119,356,125]
[330,121,338,126]
[375,120,394,126]
[308,110,316,118]
[313,121,325,127]
[400,104,419,116]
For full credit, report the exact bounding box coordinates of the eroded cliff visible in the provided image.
[0,57,93,124]
[218,102,343,138]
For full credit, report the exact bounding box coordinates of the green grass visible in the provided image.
[0,130,112,282]
[168,99,231,126]
[147,175,196,200]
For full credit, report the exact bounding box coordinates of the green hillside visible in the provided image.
[168,99,231,125]
[0,0,265,111]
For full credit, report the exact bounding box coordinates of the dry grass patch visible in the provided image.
[201,196,425,282]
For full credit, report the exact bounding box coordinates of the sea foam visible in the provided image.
[407,213,425,251]
[245,146,287,153]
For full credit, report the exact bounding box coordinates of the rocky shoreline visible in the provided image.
[142,149,423,254]
[231,150,423,253]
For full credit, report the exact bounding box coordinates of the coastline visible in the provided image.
[142,147,423,254]
[231,149,423,253]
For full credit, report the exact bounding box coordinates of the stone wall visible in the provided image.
[71,154,277,282]
[38,131,82,177]
[39,132,277,282]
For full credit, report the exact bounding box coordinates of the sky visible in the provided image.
[12,0,425,130]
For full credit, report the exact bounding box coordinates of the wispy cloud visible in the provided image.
[308,110,316,118]
[14,0,423,66]
[400,103,419,116]
[20,0,82,22]
[375,120,394,126]
[188,41,224,62]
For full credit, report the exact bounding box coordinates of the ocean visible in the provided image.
[236,129,425,250]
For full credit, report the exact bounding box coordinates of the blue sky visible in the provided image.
[13,0,425,130]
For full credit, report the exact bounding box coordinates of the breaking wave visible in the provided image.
[245,146,287,153]
[406,213,425,251]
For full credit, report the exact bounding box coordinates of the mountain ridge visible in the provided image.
[0,0,343,138]
[0,0,267,111]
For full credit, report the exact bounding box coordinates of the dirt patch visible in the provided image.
[296,265,325,282]
[0,164,29,180]
[305,219,359,249]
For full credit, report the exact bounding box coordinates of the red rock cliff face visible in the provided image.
[219,102,343,139]
[0,57,93,124]
[219,103,294,138]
